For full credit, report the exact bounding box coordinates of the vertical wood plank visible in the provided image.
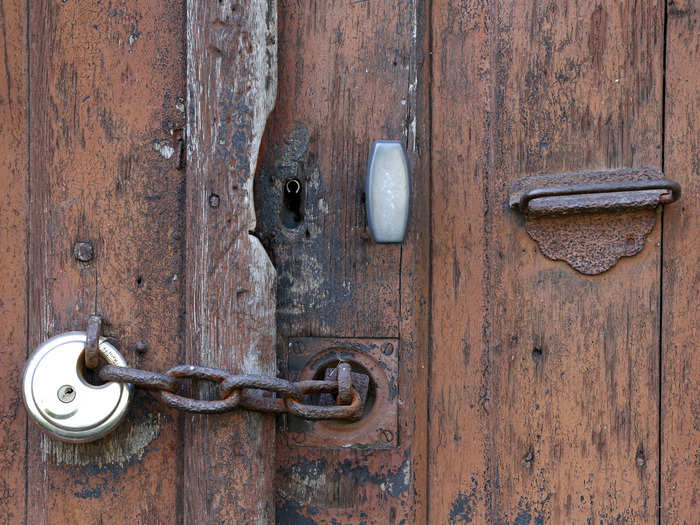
[431,2,664,522]
[430,1,490,521]
[403,0,432,521]
[26,1,186,523]
[183,0,277,522]
[662,1,700,522]
[254,0,428,522]
[256,0,407,340]
[0,0,27,523]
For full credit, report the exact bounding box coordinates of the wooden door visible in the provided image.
[1,1,697,524]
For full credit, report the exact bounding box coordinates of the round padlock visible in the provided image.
[22,332,133,443]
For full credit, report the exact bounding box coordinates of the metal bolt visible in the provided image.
[57,385,76,403]
[73,241,94,262]
[209,193,220,208]
[135,341,148,354]
[381,342,394,356]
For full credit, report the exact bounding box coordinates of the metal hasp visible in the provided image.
[286,337,399,449]
[365,140,410,243]
[508,168,681,274]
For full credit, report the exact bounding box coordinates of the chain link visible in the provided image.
[99,363,365,420]
[85,316,364,421]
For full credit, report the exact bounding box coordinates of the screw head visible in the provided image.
[73,241,94,262]
[208,194,220,208]
[381,342,394,356]
[379,428,394,443]
[135,341,148,354]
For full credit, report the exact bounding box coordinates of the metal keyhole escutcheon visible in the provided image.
[22,332,133,443]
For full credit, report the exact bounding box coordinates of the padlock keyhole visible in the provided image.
[57,385,76,403]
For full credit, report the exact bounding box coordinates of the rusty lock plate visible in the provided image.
[285,337,399,449]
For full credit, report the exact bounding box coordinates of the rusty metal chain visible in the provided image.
[83,315,365,420]
[98,363,364,420]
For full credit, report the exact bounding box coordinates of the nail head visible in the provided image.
[73,241,94,262]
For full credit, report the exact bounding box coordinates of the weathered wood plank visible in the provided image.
[0,0,27,523]
[662,1,700,522]
[26,1,186,522]
[256,1,407,339]
[255,0,428,522]
[183,0,277,522]
[430,3,491,521]
[402,0,432,521]
[431,2,663,522]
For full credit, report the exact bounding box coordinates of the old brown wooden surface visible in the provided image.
[2,1,699,524]
[431,2,664,523]
[0,0,27,521]
[662,1,699,523]
[254,0,429,523]
[184,0,277,522]
[25,0,186,523]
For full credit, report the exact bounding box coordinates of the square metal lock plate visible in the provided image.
[285,337,399,449]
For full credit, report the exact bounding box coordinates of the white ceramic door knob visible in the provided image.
[365,140,410,243]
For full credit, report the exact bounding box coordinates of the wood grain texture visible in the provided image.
[184,0,277,522]
[26,0,186,523]
[662,1,700,522]
[6,1,696,523]
[0,0,27,523]
[431,2,664,523]
[254,0,428,522]
[402,0,431,521]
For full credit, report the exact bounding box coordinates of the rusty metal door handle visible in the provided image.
[516,179,681,216]
[509,168,681,217]
[508,168,682,274]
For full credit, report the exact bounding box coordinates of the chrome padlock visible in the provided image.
[22,332,132,443]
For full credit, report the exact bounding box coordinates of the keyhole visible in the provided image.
[281,178,304,229]
[58,385,76,403]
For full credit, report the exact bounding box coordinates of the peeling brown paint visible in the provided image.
[431,1,664,522]
[24,0,187,522]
